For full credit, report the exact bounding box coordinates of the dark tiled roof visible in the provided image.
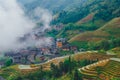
[0,60,6,65]
[5,53,22,58]
[0,76,5,80]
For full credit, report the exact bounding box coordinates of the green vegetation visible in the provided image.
[70,41,88,49]
[56,23,97,39]
[5,58,13,67]
[69,17,120,52]
[70,17,120,42]
[0,65,20,80]
[47,0,120,40]
[108,47,120,56]
[111,78,120,80]
[1,57,98,80]
[19,0,87,14]
[4,0,120,80]
[70,38,120,51]
[47,29,59,37]
[74,69,82,80]
[53,0,120,24]
[101,60,120,77]
[60,50,74,55]
[95,66,103,75]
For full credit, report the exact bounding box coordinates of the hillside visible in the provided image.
[18,0,87,14]
[69,17,120,42]
[18,0,120,41]
[49,0,120,42]
[79,58,120,79]
[0,0,120,80]
[107,47,120,56]
[0,52,113,80]
[53,0,120,24]
[18,0,120,24]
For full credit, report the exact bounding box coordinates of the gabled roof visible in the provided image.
[0,76,5,80]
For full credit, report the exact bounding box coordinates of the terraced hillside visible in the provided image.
[19,52,113,72]
[79,59,109,76]
[40,52,113,70]
[52,0,120,40]
[107,47,120,56]
[102,58,120,77]
[79,58,120,80]
[0,51,113,80]
[69,17,120,42]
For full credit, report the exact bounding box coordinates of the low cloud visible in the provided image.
[34,7,52,31]
[0,0,52,52]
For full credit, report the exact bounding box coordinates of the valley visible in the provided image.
[0,0,120,80]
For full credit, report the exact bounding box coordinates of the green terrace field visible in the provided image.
[102,59,120,77]
[69,17,120,42]
[0,51,114,80]
[79,58,120,79]
[1,0,120,80]
[107,47,120,56]
[0,65,21,80]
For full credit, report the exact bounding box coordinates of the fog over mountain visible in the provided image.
[18,0,87,13]
[0,0,52,52]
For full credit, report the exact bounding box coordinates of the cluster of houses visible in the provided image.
[56,38,78,52]
[0,24,85,68]
[0,37,80,68]
[4,46,58,64]
[0,76,5,80]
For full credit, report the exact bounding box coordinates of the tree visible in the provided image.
[63,56,75,73]
[14,77,23,80]
[74,69,82,80]
[59,62,65,74]
[111,78,120,80]
[5,58,13,66]
[95,66,102,76]
[50,63,61,78]
[38,66,44,80]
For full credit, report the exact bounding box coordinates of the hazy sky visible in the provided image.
[0,0,52,52]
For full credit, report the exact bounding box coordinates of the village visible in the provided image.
[0,23,86,68]
[0,37,83,68]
